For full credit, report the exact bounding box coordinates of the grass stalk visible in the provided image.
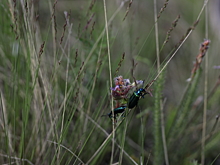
[56,14,74,164]
[61,12,71,134]
[86,107,139,164]
[82,111,138,165]
[50,0,126,111]
[119,118,129,165]
[59,28,70,165]
[169,68,202,143]
[86,119,124,164]
[136,0,169,59]
[103,0,115,164]
[147,0,210,90]
[201,2,209,164]
[153,1,164,164]
[154,0,160,72]
[0,90,12,164]
[1,0,217,164]
[47,140,85,164]
[154,1,169,164]
[0,153,34,165]
[140,115,144,165]
[160,98,169,165]
[153,72,165,165]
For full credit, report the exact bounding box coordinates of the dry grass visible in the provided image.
[0,0,219,165]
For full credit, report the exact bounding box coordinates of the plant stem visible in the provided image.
[201,1,209,164]
[103,0,114,164]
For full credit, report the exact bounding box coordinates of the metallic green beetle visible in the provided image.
[127,88,147,109]
[102,106,127,119]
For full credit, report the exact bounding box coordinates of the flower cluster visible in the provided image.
[110,75,144,108]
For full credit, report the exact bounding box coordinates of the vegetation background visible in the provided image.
[0,0,219,164]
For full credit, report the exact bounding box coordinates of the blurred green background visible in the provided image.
[0,0,219,164]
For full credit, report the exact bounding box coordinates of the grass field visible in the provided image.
[0,0,220,164]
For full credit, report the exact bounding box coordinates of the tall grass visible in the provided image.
[0,0,219,165]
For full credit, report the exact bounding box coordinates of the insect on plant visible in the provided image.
[128,88,148,109]
[127,80,154,109]
[102,106,127,119]
[102,76,154,120]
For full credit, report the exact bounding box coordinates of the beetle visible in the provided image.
[102,106,127,119]
[127,79,154,109]
[127,88,148,109]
